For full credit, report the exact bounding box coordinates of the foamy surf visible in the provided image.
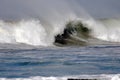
[0,0,120,46]
[0,74,120,80]
[0,19,61,46]
[0,18,120,46]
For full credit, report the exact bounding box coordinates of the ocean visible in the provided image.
[0,0,120,80]
[0,44,120,80]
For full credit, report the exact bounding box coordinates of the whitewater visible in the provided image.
[0,0,120,80]
[0,0,120,46]
[1,17,120,46]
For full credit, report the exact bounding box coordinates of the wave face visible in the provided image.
[0,0,120,46]
[55,20,91,46]
[55,18,120,46]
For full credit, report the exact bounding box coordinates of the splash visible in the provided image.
[0,0,120,46]
[0,0,92,46]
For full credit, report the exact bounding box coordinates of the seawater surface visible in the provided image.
[0,44,120,80]
[0,0,120,80]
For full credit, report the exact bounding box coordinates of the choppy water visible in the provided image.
[0,44,120,80]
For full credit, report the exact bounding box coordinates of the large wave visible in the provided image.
[0,0,120,46]
[0,18,120,46]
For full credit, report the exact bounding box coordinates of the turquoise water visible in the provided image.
[0,44,120,79]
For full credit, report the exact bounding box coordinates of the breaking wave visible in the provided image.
[0,0,120,46]
[0,18,120,46]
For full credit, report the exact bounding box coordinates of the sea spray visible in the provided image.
[0,0,120,46]
[100,18,120,42]
[0,18,120,46]
[0,0,87,46]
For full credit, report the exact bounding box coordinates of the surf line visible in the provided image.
[67,79,97,80]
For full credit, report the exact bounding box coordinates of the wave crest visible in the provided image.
[0,18,120,46]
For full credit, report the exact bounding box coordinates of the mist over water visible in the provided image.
[0,0,91,20]
[0,0,93,46]
[0,0,120,46]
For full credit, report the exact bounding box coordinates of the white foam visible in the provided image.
[100,18,120,42]
[0,20,50,46]
[0,15,77,46]
[111,75,120,80]
[13,20,49,46]
[0,0,95,46]
[1,18,120,46]
[0,0,120,46]
[0,74,120,80]
[77,18,120,43]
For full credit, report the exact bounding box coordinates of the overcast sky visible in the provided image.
[77,0,120,18]
[0,0,120,20]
